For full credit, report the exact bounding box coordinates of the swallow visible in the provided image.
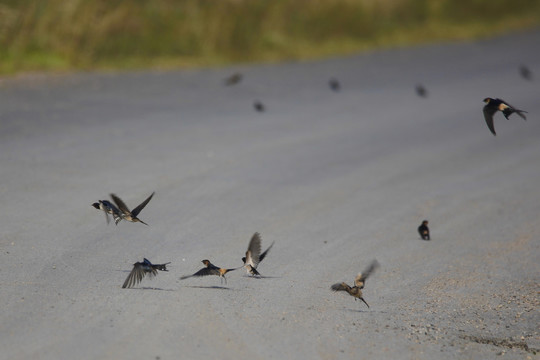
[331,260,379,308]
[415,84,428,98]
[519,65,532,81]
[482,98,527,136]
[180,260,240,284]
[224,72,243,86]
[329,78,341,92]
[241,232,274,276]
[122,258,170,288]
[418,220,430,240]
[92,200,122,225]
[254,101,265,112]
[110,192,155,225]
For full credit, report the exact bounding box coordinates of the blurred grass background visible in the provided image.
[0,0,539,74]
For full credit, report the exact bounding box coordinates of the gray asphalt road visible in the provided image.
[1,30,539,360]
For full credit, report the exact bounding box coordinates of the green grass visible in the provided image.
[0,0,539,75]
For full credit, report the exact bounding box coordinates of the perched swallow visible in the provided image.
[331,260,379,308]
[224,72,243,86]
[254,101,265,112]
[122,258,170,289]
[519,65,532,81]
[110,192,155,225]
[418,220,430,240]
[180,259,240,284]
[482,98,527,136]
[416,84,428,98]
[241,232,274,276]
[329,78,341,92]
[92,200,122,225]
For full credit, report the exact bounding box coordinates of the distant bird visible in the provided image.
[254,101,265,112]
[224,72,243,86]
[519,65,532,81]
[415,84,428,98]
[329,78,341,92]
[242,232,274,276]
[331,260,379,308]
[110,192,155,226]
[180,260,240,284]
[482,98,527,136]
[418,220,430,240]
[92,200,122,225]
[122,258,170,289]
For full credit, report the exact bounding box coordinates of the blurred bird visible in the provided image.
[331,260,379,308]
[329,78,341,92]
[242,232,274,276]
[92,199,122,225]
[418,220,430,240]
[519,65,532,81]
[180,260,240,284]
[224,72,243,86]
[254,101,265,112]
[482,98,527,136]
[122,258,170,289]
[110,192,155,226]
[415,84,428,98]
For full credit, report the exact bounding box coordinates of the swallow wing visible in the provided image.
[355,260,380,287]
[110,194,131,215]
[131,192,155,217]
[180,267,217,279]
[483,105,498,136]
[122,262,145,288]
[331,282,351,292]
[103,206,111,224]
[258,241,274,263]
[245,233,262,268]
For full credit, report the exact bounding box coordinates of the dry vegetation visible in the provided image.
[0,0,539,74]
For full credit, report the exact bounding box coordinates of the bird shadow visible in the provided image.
[182,285,235,291]
[124,287,176,291]
[343,308,388,314]
[242,275,282,279]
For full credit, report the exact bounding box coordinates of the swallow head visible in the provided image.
[92,202,100,209]
[483,97,492,104]
[201,259,211,267]
[241,256,247,264]
[423,220,429,225]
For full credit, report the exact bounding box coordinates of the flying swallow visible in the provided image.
[180,259,240,284]
[331,260,379,308]
[483,98,527,136]
[110,192,155,225]
[418,220,430,240]
[92,200,122,225]
[254,101,265,112]
[224,72,243,86]
[329,78,341,92]
[241,232,274,276]
[122,258,170,289]
[416,84,428,98]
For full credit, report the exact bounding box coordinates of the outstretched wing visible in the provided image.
[110,193,131,214]
[331,282,351,292]
[355,260,380,288]
[180,267,217,280]
[122,263,145,288]
[131,192,155,217]
[483,105,498,136]
[259,241,274,263]
[245,232,262,268]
